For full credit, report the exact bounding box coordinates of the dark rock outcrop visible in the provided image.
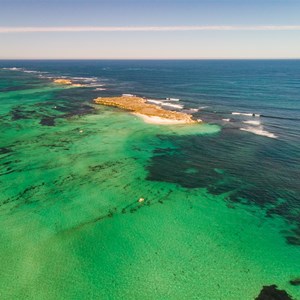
[255,285,293,300]
[289,278,300,286]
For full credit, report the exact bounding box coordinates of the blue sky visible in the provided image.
[0,0,300,59]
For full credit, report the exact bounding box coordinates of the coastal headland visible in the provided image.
[94,96,199,124]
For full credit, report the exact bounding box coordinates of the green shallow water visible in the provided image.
[1,72,300,299]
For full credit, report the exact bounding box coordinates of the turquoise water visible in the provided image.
[0,61,299,299]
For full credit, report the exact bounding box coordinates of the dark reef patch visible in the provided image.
[10,107,32,120]
[88,161,126,172]
[60,188,174,236]
[50,87,96,118]
[255,285,293,300]
[40,117,56,126]
[147,130,300,246]
[36,101,95,120]
[62,104,95,118]
[0,169,14,176]
[8,90,96,127]
[289,278,300,286]
[286,236,300,246]
[0,147,12,155]
[0,85,35,92]
[0,182,46,209]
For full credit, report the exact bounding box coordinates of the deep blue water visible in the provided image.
[1,59,300,245]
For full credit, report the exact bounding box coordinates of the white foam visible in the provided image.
[23,70,37,73]
[89,82,104,86]
[222,118,230,122]
[243,120,261,126]
[23,70,47,74]
[2,67,23,71]
[147,99,165,105]
[147,99,183,109]
[71,76,98,82]
[95,88,106,91]
[133,113,188,125]
[2,67,52,77]
[89,84,106,88]
[166,98,180,101]
[240,127,278,139]
[1,68,104,88]
[185,108,199,113]
[232,112,260,117]
[122,93,135,97]
[39,75,54,79]
[161,102,183,109]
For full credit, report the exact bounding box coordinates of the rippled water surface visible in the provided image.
[0,60,299,299]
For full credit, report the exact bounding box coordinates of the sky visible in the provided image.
[0,0,300,59]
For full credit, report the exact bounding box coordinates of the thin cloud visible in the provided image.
[0,25,300,33]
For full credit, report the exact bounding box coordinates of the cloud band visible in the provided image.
[0,25,300,33]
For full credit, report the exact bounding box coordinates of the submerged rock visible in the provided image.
[0,147,12,155]
[289,278,300,286]
[255,285,293,300]
[40,117,55,126]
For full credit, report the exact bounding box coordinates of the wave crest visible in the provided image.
[232,112,260,117]
[240,127,277,139]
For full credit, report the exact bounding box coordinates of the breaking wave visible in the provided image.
[161,102,183,109]
[147,99,183,109]
[240,126,278,139]
[243,120,261,126]
[232,112,260,117]
[166,98,180,101]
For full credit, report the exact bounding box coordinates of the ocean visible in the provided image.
[0,60,299,299]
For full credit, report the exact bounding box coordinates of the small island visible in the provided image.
[53,79,73,85]
[94,96,200,125]
[53,79,82,87]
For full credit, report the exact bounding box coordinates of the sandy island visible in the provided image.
[94,96,199,125]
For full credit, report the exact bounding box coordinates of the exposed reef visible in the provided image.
[53,79,73,85]
[53,79,82,87]
[94,96,199,124]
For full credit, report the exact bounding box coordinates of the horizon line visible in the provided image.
[1,58,300,60]
[1,25,300,33]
